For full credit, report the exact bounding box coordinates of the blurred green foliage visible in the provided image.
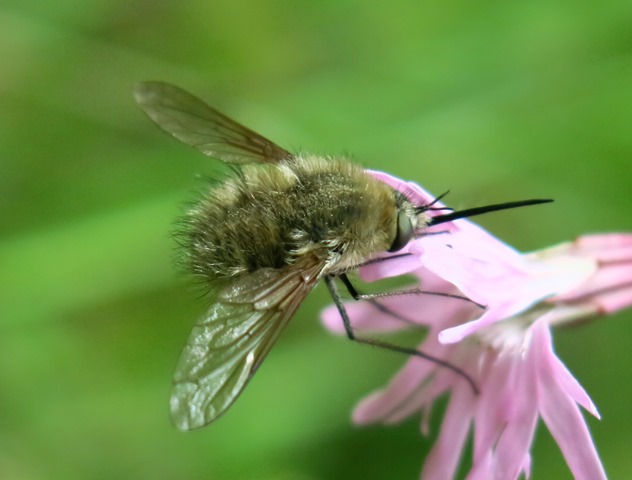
[1,1,631,479]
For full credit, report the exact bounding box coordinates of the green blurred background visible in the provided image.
[1,1,631,479]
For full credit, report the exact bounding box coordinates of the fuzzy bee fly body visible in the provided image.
[134,81,551,430]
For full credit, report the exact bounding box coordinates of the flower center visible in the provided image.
[476,304,554,355]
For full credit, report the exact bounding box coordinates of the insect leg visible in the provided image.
[338,273,484,309]
[323,275,479,394]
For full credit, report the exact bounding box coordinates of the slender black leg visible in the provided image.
[339,273,485,309]
[324,275,479,394]
[336,274,419,325]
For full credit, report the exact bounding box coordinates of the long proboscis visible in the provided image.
[426,198,553,226]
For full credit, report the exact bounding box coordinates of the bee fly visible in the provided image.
[134,81,551,430]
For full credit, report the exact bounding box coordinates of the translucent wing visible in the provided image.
[134,81,293,164]
[170,256,324,430]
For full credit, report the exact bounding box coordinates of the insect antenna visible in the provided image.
[421,190,454,212]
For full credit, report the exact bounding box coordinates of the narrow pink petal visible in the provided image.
[549,356,600,418]
[591,286,632,313]
[421,386,475,480]
[469,321,555,480]
[535,314,600,418]
[470,350,539,480]
[354,336,463,426]
[533,322,607,480]
[574,233,632,251]
[352,390,391,425]
[466,452,493,480]
[490,340,539,480]
[395,343,477,426]
[521,453,532,479]
[386,369,451,424]
[352,341,445,424]
[471,353,513,462]
[583,245,632,262]
[539,382,607,480]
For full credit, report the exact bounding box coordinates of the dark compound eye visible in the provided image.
[388,211,413,252]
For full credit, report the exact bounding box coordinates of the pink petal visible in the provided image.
[438,300,532,344]
[437,251,594,342]
[353,358,434,425]
[471,353,514,463]
[533,322,607,480]
[489,340,539,480]
[591,286,632,313]
[395,344,477,426]
[352,342,444,424]
[419,236,574,316]
[415,242,492,306]
[421,385,476,480]
[574,233,632,253]
[469,351,538,480]
[360,252,421,281]
[584,245,632,262]
[535,314,600,418]
[386,369,451,425]
[522,453,532,479]
[550,358,600,419]
[466,453,493,480]
[433,218,524,267]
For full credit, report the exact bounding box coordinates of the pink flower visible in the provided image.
[322,171,632,479]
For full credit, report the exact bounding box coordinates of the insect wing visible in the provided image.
[170,257,324,430]
[134,81,292,164]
